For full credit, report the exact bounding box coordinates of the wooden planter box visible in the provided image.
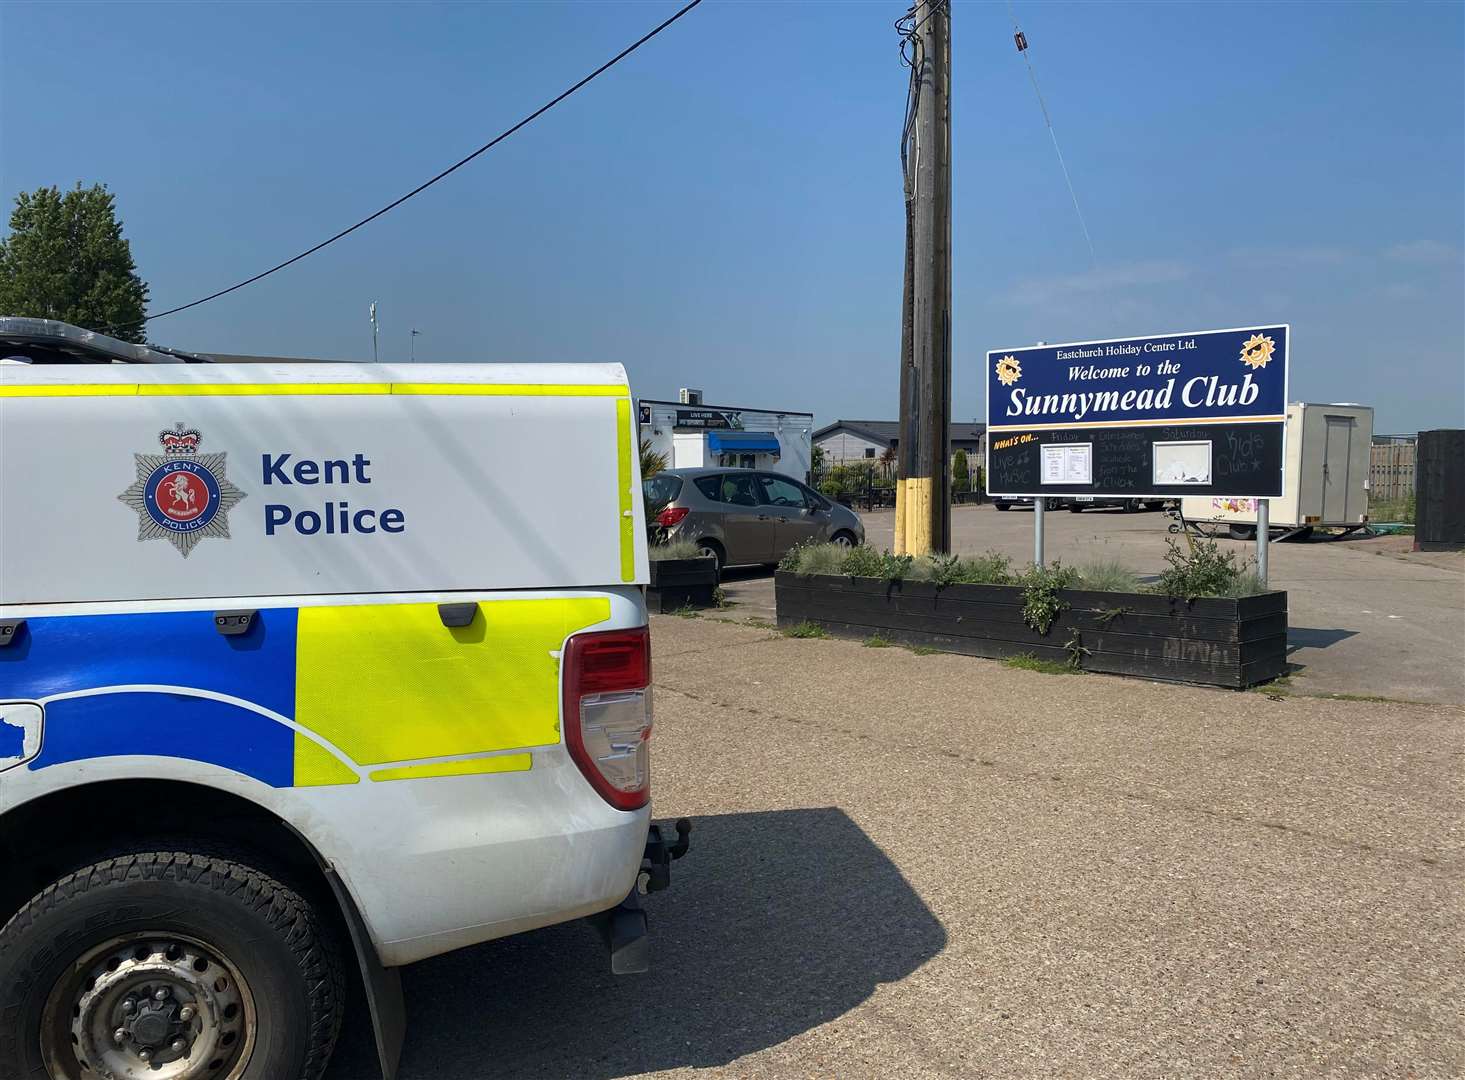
[774,572,1288,689]
[648,557,719,613]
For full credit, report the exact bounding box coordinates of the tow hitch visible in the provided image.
[642,816,691,893]
[594,817,691,975]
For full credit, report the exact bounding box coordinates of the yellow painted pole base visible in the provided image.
[894,477,936,556]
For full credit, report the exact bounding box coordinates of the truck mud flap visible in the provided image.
[592,817,691,975]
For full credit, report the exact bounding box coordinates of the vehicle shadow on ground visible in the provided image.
[1287,626,1359,654]
[718,565,775,583]
[326,808,945,1080]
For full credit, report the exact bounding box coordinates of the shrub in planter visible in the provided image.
[647,544,719,613]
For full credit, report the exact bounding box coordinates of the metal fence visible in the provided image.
[1369,435,1417,504]
[811,461,985,510]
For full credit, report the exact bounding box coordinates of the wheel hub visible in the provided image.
[43,934,256,1080]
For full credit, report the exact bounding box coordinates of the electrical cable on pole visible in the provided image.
[131,0,704,329]
[1006,1,1097,266]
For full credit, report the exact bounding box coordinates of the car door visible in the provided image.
[710,472,772,565]
[756,474,822,559]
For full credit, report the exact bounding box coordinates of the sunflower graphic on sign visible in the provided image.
[1239,333,1275,370]
[994,354,1022,386]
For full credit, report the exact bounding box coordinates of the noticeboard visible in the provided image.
[985,325,1288,499]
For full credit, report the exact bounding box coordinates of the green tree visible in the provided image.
[952,449,970,493]
[0,184,149,342]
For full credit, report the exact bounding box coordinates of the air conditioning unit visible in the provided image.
[678,388,703,406]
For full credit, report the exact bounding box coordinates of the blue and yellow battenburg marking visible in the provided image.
[0,598,610,787]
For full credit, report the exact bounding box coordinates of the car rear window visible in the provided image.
[642,475,683,508]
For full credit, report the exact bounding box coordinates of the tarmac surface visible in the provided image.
[326,609,1464,1079]
[719,504,1465,707]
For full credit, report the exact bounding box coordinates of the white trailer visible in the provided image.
[1181,402,1374,539]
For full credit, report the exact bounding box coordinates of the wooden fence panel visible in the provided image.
[1369,439,1416,504]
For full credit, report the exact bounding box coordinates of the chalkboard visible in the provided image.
[986,422,1283,498]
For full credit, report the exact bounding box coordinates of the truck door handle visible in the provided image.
[438,602,478,628]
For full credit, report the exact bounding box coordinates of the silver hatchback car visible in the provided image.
[644,467,866,570]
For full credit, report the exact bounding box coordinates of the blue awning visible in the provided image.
[707,431,781,454]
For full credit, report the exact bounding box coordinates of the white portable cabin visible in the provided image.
[1181,402,1374,533]
[637,396,813,482]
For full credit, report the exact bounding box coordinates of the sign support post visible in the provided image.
[1033,499,1045,567]
[1256,498,1269,585]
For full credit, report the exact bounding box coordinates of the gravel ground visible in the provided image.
[327,616,1464,1080]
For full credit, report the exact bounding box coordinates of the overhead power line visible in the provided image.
[143,0,704,326]
[1005,1,1096,266]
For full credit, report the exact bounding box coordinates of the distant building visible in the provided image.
[813,420,985,465]
[638,390,813,482]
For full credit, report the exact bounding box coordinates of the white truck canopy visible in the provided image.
[0,361,646,604]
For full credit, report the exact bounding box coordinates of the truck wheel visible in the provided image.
[0,850,344,1080]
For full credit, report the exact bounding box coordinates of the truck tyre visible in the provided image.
[0,849,344,1080]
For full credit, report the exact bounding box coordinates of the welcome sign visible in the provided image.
[986,325,1289,499]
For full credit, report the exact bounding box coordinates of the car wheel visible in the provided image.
[995,502,1011,511]
[830,531,857,549]
[1068,505,1084,514]
[0,848,345,1080]
[695,540,725,572]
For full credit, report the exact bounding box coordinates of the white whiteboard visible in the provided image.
[1152,440,1213,485]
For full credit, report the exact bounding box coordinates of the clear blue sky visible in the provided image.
[2,1,1461,433]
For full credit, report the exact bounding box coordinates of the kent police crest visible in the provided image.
[118,424,246,557]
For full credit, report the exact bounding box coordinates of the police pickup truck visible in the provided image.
[0,318,687,1080]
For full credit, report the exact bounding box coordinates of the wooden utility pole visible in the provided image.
[895,0,952,556]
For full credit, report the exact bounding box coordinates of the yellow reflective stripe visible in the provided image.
[617,397,635,582]
[0,382,628,398]
[0,383,139,397]
[391,383,627,397]
[292,732,360,787]
[141,382,391,396]
[368,754,532,783]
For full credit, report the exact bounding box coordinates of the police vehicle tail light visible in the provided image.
[656,506,690,529]
[563,626,652,810]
